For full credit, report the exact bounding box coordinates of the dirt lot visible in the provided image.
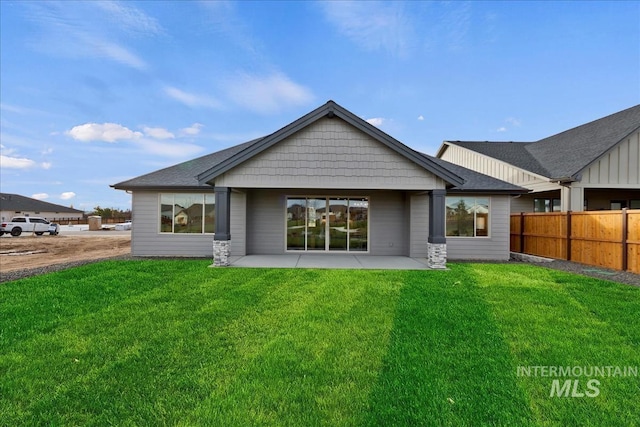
[0,233,131,274]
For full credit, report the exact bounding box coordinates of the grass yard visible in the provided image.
[1,261,638,426]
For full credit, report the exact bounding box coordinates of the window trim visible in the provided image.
[445,196,491,238]
[157,193,215,235]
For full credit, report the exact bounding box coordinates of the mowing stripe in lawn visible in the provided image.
[1,261,286,425]
[364,266,533,427]
[470,264,640,426]
[185,269,406,426]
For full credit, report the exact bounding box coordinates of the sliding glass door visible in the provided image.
[286,196,368,252]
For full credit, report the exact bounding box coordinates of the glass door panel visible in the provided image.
[328,198,348,251]
[349,199,368,251]
[306,198,326,250]
[287,198,306,250]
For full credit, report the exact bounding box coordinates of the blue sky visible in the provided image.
[1,1,638,211]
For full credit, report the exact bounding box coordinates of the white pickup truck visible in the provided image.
[0,216,58,237]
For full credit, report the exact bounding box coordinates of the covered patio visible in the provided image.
[226,254,433,270]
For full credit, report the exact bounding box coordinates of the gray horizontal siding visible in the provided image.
[370,191,407,256]
[230,191,246,256]
[409,194,429,258]
[131,191,213,257]
[447,195,511,261]
[245,189,409,256]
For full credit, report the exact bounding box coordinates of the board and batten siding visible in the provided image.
[446,195,511,261]
[579,131,640,187]
[131,191,214,257]
[440,144,557,192]
[245,189,409,255]
[215,117,446,191]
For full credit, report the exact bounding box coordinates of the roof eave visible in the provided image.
[197,101,465,187]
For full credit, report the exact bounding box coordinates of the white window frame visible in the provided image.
[445,196,491,238]
[157,193,215,235]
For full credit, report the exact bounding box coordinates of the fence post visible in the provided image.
[622,208,628,271]
[566,211,572,261]
[519,212,525,253]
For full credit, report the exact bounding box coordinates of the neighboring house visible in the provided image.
[437,105,640,212]
[113,101,526,267]
[0,193,84,222]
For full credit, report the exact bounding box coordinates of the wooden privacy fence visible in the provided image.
[510,209,640,274]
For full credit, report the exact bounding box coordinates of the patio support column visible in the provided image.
[427,189,447,269]
[213,186,231,267]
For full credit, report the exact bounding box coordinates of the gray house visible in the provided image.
[0,193,84,222]
[437,105,640,212]
[113,101,526,267]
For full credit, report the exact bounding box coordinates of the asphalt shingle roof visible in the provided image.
[112,139,262,189]
[445,104,640,180]
[0,193,84,214]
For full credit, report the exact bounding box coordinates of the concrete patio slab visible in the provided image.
[227,254,432,270]
[228,255,301,268]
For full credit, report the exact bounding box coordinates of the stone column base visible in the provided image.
[213,240,231,267]
[427,243,447,269]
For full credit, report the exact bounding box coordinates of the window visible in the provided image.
[534,198,561,212]
[446,197,489,237]
[631,200,640,209]
[159,193,215,234]
[286,196,369,251]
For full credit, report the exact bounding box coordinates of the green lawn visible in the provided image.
[1,262,638,426]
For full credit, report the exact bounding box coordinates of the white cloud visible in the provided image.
[32,193,49,200]
[497,127,507,132]
[41,162,52,170]
[26,2,150,70]
[225,72,314,114]
[321,1,413,57]
[164,86,221,109]
[418,115,425,121]
[60,192,76,200]
[506,117,522,127]
[366,117,385,127]
[143,126,175,139]
[0,154,36,169]
[41,147,54,155]
[95,1,164,36]
[181,123,204,136]
[67,123,143,142]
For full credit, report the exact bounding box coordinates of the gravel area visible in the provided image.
[529,259,640,287]
[0,255,132,284]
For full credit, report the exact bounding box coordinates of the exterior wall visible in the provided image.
[409,193,429,258]
[245,189,408,256]
[440,144,557,192]
[230,191,246,256]
[0,210,83,222]
[447,195,511,261]
[215,117,446,190]
[578,131,640,188]
[131,191,214,257]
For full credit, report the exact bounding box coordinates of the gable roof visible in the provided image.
[441,104,640,181]
[196,100,465,187]
[0,193,84,214]
[422,155,528,193]
[112,139,261,190]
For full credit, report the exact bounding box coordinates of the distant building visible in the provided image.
[0,193,84,221]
